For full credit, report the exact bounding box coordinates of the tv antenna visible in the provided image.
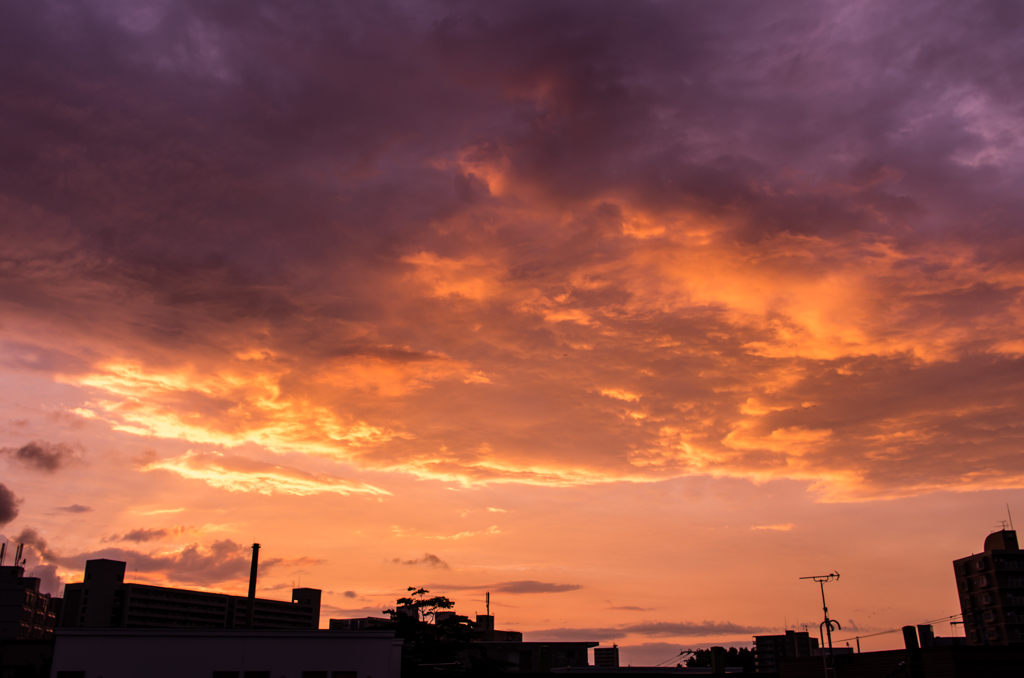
[800,572,840,677]
[1008,504,1015,531]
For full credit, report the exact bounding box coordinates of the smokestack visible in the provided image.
[14,543,24,566]
[247,543,260,629]
[902,626,920,651]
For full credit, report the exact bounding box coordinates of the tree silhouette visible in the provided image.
[385,586,456,624]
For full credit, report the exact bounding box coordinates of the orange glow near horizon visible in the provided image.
[2,1,1024,661]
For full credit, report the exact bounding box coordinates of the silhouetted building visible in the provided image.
[60,558,320,630]
[330,616,392,630]
[953,529,1024,645]
[0,563,61,640]
[51,628,402,678]
[753,630,819,673]
[470,640,597,671]
[473,613,523,642]
[914,622,964,648]
[593,644,620,667]
[775,625,1024,678]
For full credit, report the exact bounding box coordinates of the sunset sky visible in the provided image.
[3,0,1024,662]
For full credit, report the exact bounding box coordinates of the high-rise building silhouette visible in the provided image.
[60,559,320,630]
[954,529,1024,645]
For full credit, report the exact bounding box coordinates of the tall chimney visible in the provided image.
[247,543,260,629]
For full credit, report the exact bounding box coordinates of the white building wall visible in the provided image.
[51,629,402,678]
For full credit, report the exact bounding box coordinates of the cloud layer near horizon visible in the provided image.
[2,0,1024,501]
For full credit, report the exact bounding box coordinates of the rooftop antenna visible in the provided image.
[800,572,840,678]
[0,542,5,566]
[486,592,490,616]
[1008,504,1015,531]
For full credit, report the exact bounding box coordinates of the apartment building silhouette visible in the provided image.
[61,558,320,630]
[954,528,1024,645]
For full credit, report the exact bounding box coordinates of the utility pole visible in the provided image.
[800,572,840,678]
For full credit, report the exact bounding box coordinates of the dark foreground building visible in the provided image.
[51,628,402,678]
[753,630,819,673]
[61,558,321,630]
[0,562,61,640]
[777,643,1024,677]
[330,610,596,672]
[953,528,1024,646]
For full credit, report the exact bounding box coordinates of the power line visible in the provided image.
[834,613,962,644]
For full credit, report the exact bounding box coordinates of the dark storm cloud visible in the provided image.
[0,484,20,526]
[392,553,450,568]
[1,0,1024,499]
[7,0,1020,271]
[26,564,62,597]
[495,580,582,594]
[56,504,92,513]
[105,527,170,543]
[1,441,80,473]
[15,527,281,586]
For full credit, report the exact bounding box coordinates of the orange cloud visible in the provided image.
[143,450,390,497]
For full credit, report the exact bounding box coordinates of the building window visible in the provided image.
[987,628,999,640]
[982,594,992,605]
[983,611,996,623]
[977,576,988,587]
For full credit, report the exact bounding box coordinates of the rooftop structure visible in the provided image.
[61,556,320,630]
[954,529,1024,645]
[0,558,61,640]
[593,645,620,668]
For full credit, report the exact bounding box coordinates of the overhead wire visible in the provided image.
[833,613,962,644]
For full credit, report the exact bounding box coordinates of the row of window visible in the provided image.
[957,559,988,576]
[960,591,1024,609]
[968,628,1001,643]
[959,575,989,591]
